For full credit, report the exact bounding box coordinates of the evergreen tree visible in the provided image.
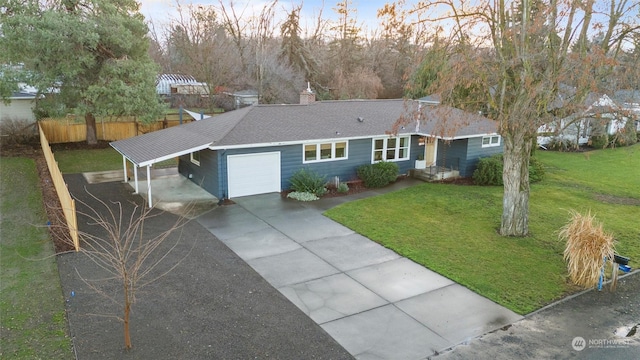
[1,0,164,144]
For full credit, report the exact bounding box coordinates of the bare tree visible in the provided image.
[164,2,243,103]
[60,191,192,350]
[406,0,638,236]
[330,66,384,99]
[254,39,305,104]
[215,0,280,90]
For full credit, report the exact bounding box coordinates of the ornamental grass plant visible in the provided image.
[559,210,615,289]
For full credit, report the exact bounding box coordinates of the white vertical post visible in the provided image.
[433,138,439,166]
[134,164,139,194]
[147,165,152,208]
[122,155,127,182]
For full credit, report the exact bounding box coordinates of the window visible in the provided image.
[303,141,348,163]
[190,151,201,165]
[482,135,501,147]
[373,136,410,162]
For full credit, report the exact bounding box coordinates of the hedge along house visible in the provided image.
[110,92,501,205]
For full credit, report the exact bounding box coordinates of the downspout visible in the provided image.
[220,150,227,200]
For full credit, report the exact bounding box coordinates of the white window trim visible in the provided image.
[372,136,410,163]
[482,135,501,148]
[302,141,349,164]
[190,151,201,166]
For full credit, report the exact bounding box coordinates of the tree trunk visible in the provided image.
[123,286,132,349]
[500,131,532,236]
[85,112,98,145]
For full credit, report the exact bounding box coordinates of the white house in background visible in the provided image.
[613,90,640,132]
[0,85,39,125]
[156,74,208,96]
[537,93,634,147]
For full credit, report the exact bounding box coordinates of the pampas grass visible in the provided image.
[559,210,615,288]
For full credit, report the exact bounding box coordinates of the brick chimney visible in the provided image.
[299,83,315,105]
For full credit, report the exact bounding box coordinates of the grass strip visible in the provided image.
[0,157,72,358]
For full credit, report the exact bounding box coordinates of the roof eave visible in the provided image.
[111,142,212,167]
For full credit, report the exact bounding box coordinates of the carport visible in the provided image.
[110,126,212,207]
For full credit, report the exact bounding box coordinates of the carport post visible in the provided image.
[147,165,152,208]
[134,164,139,194]
[122,155,127,182]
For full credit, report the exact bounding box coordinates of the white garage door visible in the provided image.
[227,152,281,198]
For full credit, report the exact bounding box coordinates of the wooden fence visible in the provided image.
[39,114,194,144]
[39,124,79,251]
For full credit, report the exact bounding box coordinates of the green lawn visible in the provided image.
[54,147,177,173]
[325,144,640,315]
[0,157,72,358]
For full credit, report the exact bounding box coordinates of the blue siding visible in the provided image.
[408,135,424,167]
[178,150,220,197]
[176,135,503,197]
[208,137,418,197]
[298,139,367,184]
[297,138,416,186]
[437,140,468,175]
[435,137,504,177]
[464,137,503,177]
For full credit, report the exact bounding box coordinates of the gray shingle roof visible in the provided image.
[10,91,38,99]
[111,99,498,166]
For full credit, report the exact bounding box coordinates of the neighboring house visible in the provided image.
[613,90,640,132]
[156,74,208,96]
[111,91,501,202]
[537,93,632,147]
[0,89,38,125]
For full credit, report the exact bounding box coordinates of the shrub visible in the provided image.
[589,134,610,149]
[546,137,576,152]
[287,191,319,201]
[289,168,327,196]
[528,156,546,183]
[337,182,349,193]
[356,161,399,188]
[473,154,545,186]
[613,120,638,147]
[472,154,503,186]
[0,118,37,145]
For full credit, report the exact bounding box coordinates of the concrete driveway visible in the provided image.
[196,189,522,359]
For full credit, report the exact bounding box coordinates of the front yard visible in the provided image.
[325,144,640,315]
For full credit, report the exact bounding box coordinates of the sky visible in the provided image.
[138,0,393,33]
